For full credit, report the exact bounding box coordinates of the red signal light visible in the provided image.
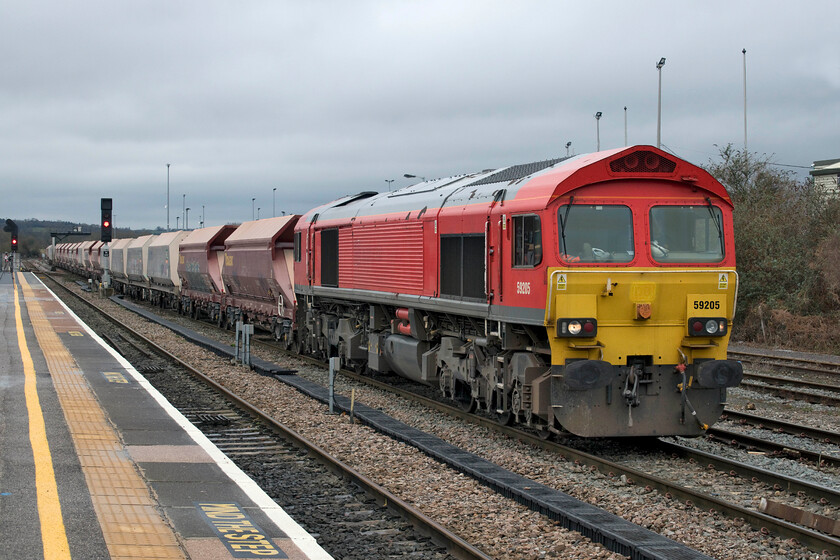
[103,220,110,228]
[11,238,17,245]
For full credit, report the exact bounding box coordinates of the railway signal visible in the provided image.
[101,198,113,242]
[5,219,18,252]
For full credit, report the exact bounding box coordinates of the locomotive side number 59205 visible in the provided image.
[693,300,720,310]
[517,281,531,295]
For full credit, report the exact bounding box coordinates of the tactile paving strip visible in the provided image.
[19,275,186,560]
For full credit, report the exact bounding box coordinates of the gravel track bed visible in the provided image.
[51,282,625,560]
[53,278,835,560]
[58,286,455,560]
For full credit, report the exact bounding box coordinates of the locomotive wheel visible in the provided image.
[454,381,476,413]
[458,396,477,413]
[535,422,554,441]
[495,382,520,426]
[496,410,514,426]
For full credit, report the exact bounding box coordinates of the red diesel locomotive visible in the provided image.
[293,146,742,437]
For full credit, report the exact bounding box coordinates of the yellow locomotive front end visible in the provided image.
[544,268,742,436]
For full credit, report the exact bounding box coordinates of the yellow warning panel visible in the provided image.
[103,371,130,384]
[196,503,286,558]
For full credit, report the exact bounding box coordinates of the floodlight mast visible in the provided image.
[656,57,666,148]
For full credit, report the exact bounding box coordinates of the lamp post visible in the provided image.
[565,142,572,157]
[257,207,261,219]
[385,179,394,191]
[252,198,255,220]
[202,205,205,228]
[185,208,190,230]
[742,48,748,153]
[656,57,666,149]
[403,174,426,182]
[624,106,628,146]
[594,112,602,151]
[176,216,179,229]
[182,194,186,229]
[273,187,277,217]
[166,163,171,232]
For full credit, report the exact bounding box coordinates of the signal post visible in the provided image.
[100,198,113,296]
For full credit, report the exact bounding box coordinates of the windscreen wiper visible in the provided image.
[705,197,723,241]
[559,196,575,254]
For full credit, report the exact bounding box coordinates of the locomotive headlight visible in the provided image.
[556,318,597,338]
[688,317,728,337]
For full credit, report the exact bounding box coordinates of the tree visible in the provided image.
[706,145,839,317]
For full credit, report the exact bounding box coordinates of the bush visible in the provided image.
[705,145,840,349]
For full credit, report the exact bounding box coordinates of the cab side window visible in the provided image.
[513,214,542,267]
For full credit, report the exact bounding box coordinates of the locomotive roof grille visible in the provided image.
[610,150,676,174]
[466,156,570,187]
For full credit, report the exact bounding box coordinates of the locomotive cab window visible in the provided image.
[513,214,542,267]
[557,204,634,263]
[649,205,724,263]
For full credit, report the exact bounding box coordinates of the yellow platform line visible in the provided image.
[14,276,71,559]
[18,274,186,560]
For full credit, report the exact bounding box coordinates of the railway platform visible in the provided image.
[0,270,332,560]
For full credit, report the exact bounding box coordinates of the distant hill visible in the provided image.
[1,218,164,257]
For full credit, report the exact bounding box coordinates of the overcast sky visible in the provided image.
[2,1,838,229]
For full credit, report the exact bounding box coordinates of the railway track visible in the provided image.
[41,272,489,560]
[722,409,840,446]
[729,347,840,376]
[729,346,840,407]
[740,377,840,406]
[41,268,840,559]
[183,319,840,555]
[318,368,840,555]
[706,425,840,469]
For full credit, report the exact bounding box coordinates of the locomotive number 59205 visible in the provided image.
[516,282,531,295]
[693,300,720,310]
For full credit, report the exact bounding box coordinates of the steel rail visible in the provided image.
[706,426,840,469]
[721,409,840,446]
[743,371,840,394]
[729,350,840,376]
[652,438,840,504]
[739,380,840,407]
[39,272,493,560]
